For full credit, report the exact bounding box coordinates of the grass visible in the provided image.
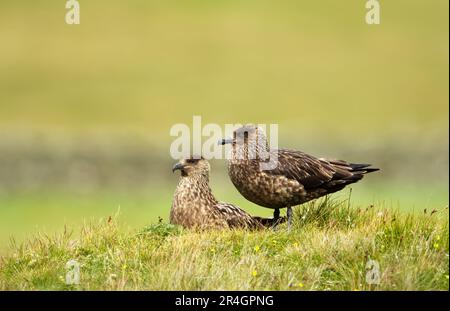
[0,197,448,291]
[0,183,448,250]
[0,0,447,291]
[0,1,448,140]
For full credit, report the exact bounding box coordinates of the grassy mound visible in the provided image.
[0,199,448,290]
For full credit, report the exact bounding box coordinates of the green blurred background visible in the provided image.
[0,1,448,249]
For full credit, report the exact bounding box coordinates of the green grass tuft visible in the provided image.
[0,200,448,291]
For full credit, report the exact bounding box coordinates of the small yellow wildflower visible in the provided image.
[293,242,299,248]
[433,243,440,250]
[297,282,304,288]
[252,270,258,277]
[254,245,260,252]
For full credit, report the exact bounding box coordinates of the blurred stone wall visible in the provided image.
[0,131,448,193]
